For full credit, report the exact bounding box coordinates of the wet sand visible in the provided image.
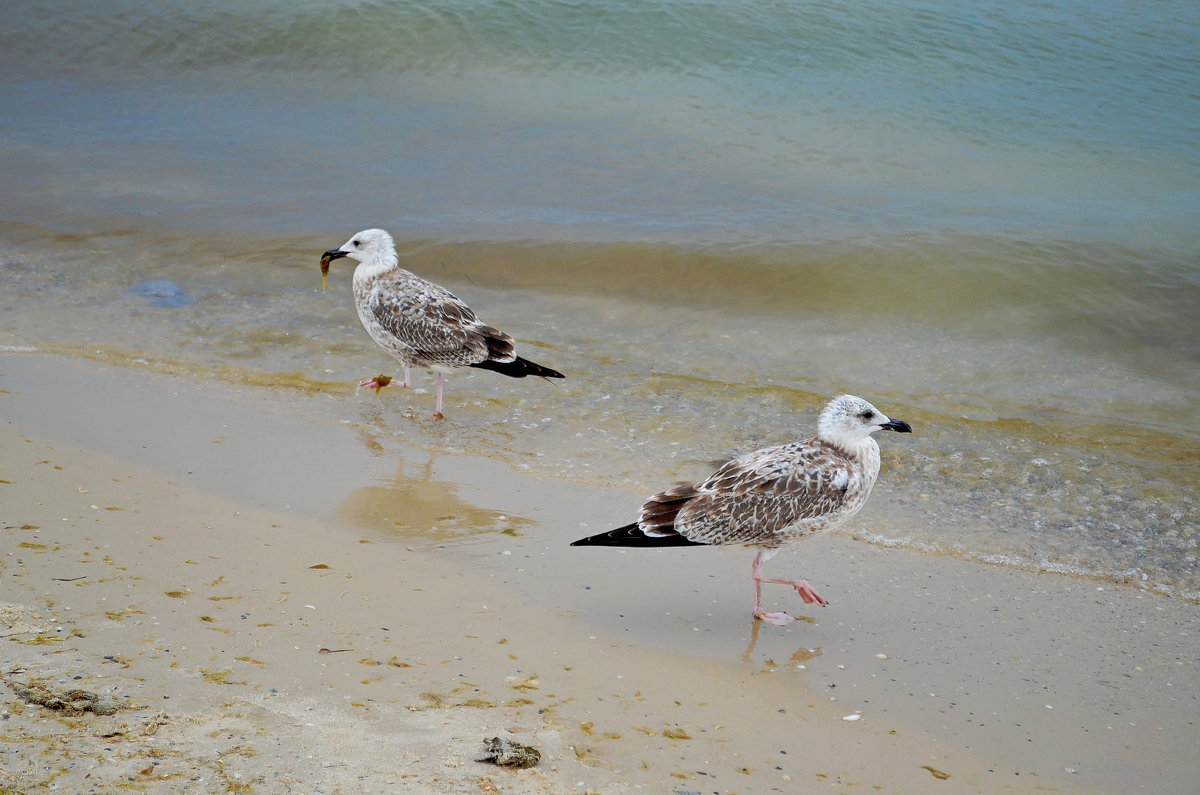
[2,352,1196,793]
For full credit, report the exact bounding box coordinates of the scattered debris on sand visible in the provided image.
[9,681,128,716]
[476,736,541,769]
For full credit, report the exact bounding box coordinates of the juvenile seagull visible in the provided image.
[572,395,911,625]
[321,229,564,417]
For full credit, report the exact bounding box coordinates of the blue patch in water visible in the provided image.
[132,279,193,307]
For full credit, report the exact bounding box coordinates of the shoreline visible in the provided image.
[2,215,1196,603]
[2,352,1197,793]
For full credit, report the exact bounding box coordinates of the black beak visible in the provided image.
[319,248,350,292]
[881,418,912,433]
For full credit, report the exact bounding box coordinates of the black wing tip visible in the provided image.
[527,360,566,379]
[469,356,564,379]
[571,523,704,548]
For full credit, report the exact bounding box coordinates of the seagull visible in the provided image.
[572,395,912,625]
[320,229,565,417]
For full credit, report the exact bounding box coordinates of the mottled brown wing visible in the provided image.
[637,483,702,538]
[368,273,508,363]
[673,442,853,545]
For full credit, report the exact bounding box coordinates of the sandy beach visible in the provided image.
[1,351,1196,794]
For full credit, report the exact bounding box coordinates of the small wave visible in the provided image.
[857,532,1198,602]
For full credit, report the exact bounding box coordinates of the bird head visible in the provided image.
[817,394,912,450]
[319,228,396,291]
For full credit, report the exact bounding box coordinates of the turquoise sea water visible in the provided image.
[1,1,1197,596]
[3,0,1198,246]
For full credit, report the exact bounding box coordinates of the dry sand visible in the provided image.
[1,352,1196,794]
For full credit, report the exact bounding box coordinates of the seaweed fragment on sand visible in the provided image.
[9,681,128,716]
[476,736,540,769]
[921,764,952,780]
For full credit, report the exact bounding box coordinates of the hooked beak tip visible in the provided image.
[320,249,348,291]
[883,419,912,434]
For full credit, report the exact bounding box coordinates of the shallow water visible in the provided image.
[1,223,1195,599]
[1,0,1197,597]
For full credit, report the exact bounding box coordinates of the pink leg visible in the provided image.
[431,372,446,419]
[752,549,827,626]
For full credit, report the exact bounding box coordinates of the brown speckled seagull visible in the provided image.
[321,228,564,418]
[572,395,911,625]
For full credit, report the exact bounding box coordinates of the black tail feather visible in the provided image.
[571,522,704,548]
[469,356,565,379]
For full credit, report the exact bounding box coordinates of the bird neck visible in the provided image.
[818,432,880,464]
[352,251,399,285]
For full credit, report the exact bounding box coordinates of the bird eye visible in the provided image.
[860,410,876,420]
[352,240,361,247]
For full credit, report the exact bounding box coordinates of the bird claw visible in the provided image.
[796,590,829,607]
[790,581,828,606]
[755,572,829,608]
[358,375,394,394]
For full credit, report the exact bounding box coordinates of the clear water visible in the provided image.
[1,0,1197,597]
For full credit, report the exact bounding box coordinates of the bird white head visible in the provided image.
[320,228,397,289]
[816,394,912,452]
[334,228,397,267]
